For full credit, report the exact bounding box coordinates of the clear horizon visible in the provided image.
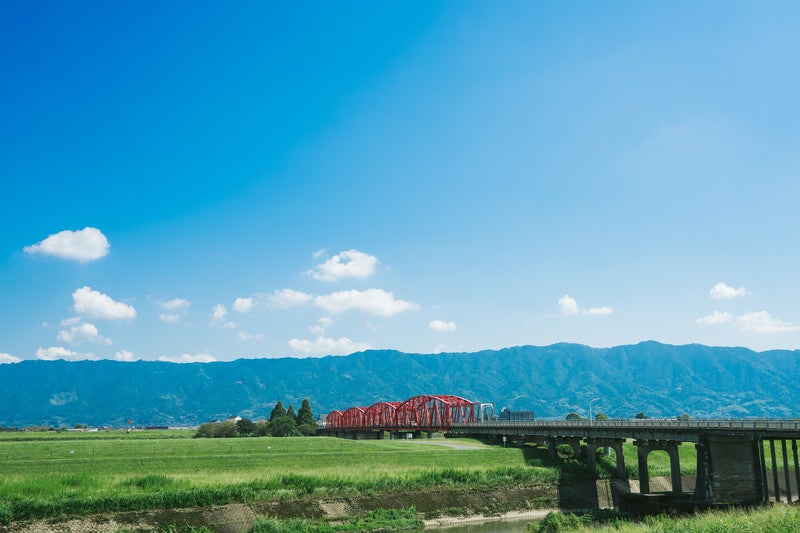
[2,2,799,363]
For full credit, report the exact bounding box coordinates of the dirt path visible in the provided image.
[402,440,487,451]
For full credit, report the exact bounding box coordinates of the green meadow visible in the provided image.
[0,431,555,523]
[1,430,790,527]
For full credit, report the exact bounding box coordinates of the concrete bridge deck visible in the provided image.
[447,418,800,507]
[449,418,800,441]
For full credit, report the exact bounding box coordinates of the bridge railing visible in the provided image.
[449,418,800,431]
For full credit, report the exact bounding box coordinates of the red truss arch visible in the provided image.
[341,406,368,429]
[326,410,345,430]
[396,395,476,431]
[364,401,401,429]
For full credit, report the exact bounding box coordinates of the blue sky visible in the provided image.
[2,2,800,363]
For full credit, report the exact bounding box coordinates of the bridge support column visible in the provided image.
[547,438,556,459]
[635,440,682,494]
[782,440,792,503]
[793,440,800,502]
[759,437,800,503]
[694,440,713,503]
[587,438,626,478]
[704,435,763,504]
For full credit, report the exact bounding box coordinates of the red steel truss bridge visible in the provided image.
[325,394,494,433]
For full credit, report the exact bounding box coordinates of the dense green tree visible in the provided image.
[296,398,315,427]
[269,401,287,421]
[297,423,316,436]
[195,421,237,438]
[269,415,299,437]
[677,413,691,421]
[236,418,257,435]
[634,412,650,419]
[255,420,270,436]
[212,421,238,438]
[595,413,609,421]
[195,422,215,438]
[286,405,296,420]
[565,412,582,420]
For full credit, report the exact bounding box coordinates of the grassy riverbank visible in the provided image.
[531,505,800,532]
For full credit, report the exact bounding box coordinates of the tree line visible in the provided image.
[195,398,316,438]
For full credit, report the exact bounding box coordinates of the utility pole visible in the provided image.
[589,397,600,427]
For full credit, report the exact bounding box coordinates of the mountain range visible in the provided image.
[1,341,798,428]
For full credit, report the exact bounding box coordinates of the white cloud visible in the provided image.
[24,227,110,262]
[710,282,748,300]
[558,295,580,316]
[210,304,235,329]
[429,320,457,332]
[36,346,96,361]
[114,350,137,362]
[309,249,379,282]
[0,352,21,364]
[158,353,217,363]
[73,286,136,320]
[232,297,255,313]
[158,298,190,323]
[268,289,313,309]
[736,311,799,334]
[237,331,264,341]
[314,289,418,316]
[57,321,112,346]
[558,295,612,317]
[160,298,190,310]
[696,311,733,326]
[309,317,334,334]
[287,336,371,356]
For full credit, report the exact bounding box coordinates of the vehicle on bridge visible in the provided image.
[498,408,535,421]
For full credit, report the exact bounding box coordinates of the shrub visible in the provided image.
[0,502,12,525]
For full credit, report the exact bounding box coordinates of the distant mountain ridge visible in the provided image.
[2,341,799,427]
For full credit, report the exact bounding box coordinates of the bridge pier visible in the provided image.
[635,440,682,494]
[698,435,763,504]
[587,438,626,478]
[756,437,800,504]
[694,440,712,502]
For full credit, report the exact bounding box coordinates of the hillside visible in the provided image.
[2,341,799,427]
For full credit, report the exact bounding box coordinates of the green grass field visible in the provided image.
[1,430,769,527]
[0,431,557,523]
